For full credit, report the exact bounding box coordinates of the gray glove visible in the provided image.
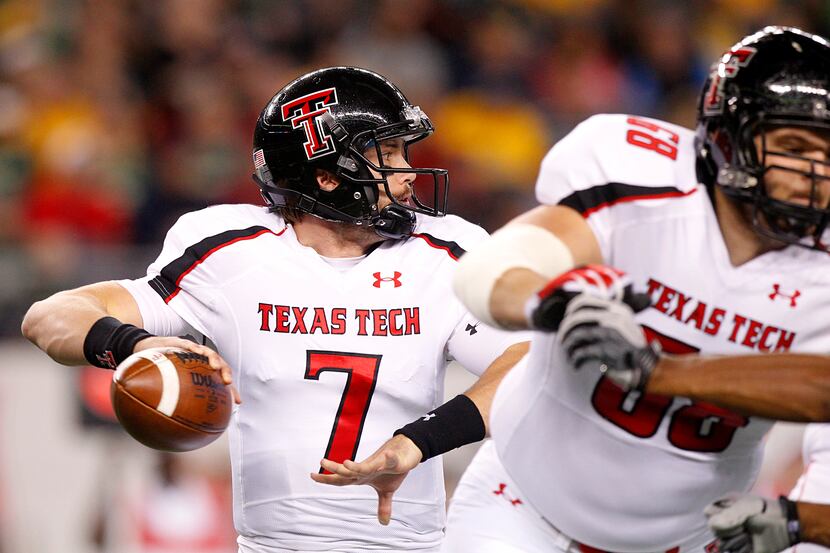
[704,495,801,553]
[557,293,658,392]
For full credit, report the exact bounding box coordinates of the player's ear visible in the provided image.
[315,169,340,192]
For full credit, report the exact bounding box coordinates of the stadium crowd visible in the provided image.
[0,0,824,337]
[5,2,830,552]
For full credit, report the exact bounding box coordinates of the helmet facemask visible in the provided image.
[343,123,449,219]
[720,116,830,251]
[695,27,830,252]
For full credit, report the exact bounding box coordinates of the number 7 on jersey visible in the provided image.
[304,351,383,473]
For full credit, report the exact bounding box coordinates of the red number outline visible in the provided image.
[591,378,673,438]
[305,350,382,473]
[625,116,679,160]
[591,325,749,452]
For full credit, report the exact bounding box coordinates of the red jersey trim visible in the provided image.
[411,232,465,261]
[581,188,698,219]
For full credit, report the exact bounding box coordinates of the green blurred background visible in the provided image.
[0,1,820,551]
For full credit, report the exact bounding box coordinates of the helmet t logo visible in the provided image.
[281,88,339,160]
[703,47,757,115]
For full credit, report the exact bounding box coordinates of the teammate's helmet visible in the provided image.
[695,26,830,250]
[252,67,448,238]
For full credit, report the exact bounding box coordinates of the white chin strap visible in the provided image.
[452,223,575,327]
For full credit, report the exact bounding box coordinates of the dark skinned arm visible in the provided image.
[648,353,830,421]
[799,501,830,547]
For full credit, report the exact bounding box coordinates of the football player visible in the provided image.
[21,67,529,552]
[441,26,830,552]
[705,423,830,553]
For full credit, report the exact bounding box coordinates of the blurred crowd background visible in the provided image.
[1,0,827,551]
[3,0,830,335]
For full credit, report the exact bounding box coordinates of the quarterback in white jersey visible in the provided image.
[447,27,830,553]
[21,67,526,553]
[119,205,519,552]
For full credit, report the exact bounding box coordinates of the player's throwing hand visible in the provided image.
[134,335,241,404]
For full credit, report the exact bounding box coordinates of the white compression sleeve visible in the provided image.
[452,223,574,327]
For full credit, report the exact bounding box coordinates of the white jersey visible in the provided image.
[120,204,521,552]
[490,114,830,552]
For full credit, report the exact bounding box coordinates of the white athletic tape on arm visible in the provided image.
[452,223,575,327]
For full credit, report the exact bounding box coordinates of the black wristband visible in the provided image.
[393,395,485,462]
[778,496,802,545]
[83,316,154,369]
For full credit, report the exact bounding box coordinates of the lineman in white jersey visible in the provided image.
[21,67,527,552]
[445,26,830,553]
[704,424,830,553]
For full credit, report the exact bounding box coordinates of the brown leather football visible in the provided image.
[110,347,232,451]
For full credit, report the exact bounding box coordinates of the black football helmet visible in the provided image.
[696,26,830,251]
[252,66,449,239]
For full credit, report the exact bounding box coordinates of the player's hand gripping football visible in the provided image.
[704,494,801,553]
[134,336,241,404]
[309,434,423,525]
[541,266,656,392]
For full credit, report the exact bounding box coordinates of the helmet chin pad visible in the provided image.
[372,204,416,240]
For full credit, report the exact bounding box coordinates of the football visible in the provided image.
[110,347,232,452]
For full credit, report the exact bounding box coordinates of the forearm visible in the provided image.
[22,292,111,365]
[799,501,830,547]
[647,353,830,421]
[21,282,142,366]
[453,205,602,329]
[463,341,530,434]
[488,269,547,329]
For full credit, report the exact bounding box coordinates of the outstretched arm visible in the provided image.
[454,204,603,329]
[22,281,239,403]
[558,294,830,421]
[649,353,830,421]
[22,281,144,366]
[310,341,529,525]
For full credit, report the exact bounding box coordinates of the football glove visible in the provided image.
[557,292,657,391]
[705,495,801,553]
[526,265,651,332]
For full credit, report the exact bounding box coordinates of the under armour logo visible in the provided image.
[465,323,478,335]
[493,483,523,506]
[373,271,402,288]
[769,284,800,308]
[281,88,339,160]
[422,413,436,421]
[96,350,117,370]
